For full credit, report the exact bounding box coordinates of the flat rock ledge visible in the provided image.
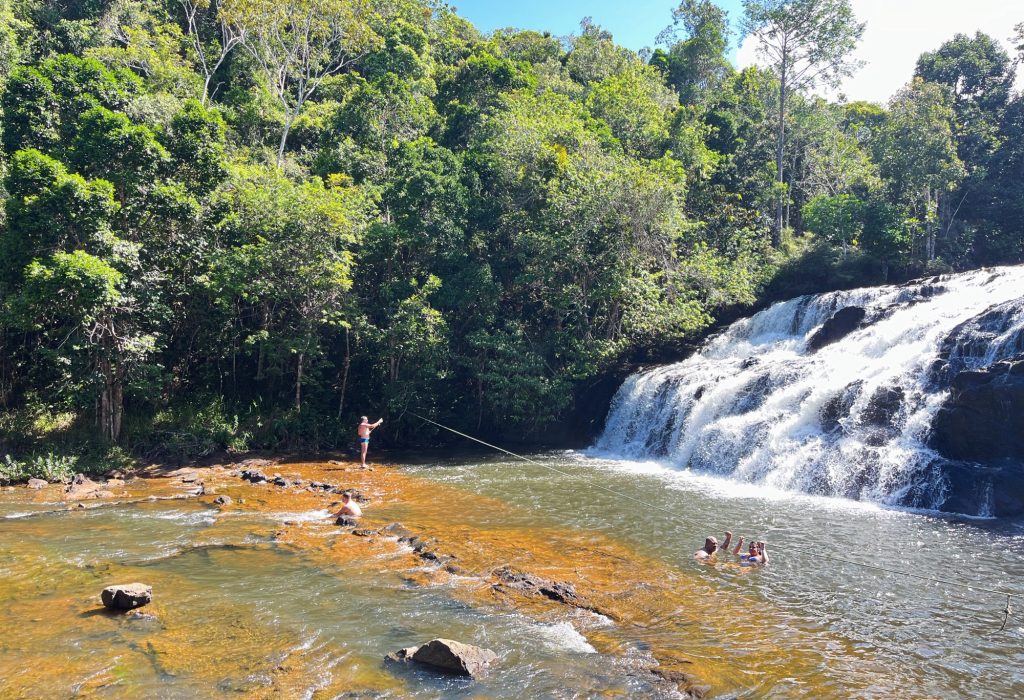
[101,583,153,611]
[386,638,498,678]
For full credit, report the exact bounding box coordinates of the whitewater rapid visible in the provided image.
[593,266,1024,512]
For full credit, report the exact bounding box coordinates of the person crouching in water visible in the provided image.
[335,492,362,518]
[357,415,383,468]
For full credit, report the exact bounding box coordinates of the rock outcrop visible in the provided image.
[386,639,498,678]
[931,355,1024,464]
[101,583,153,611]
[807,306,867,351]
[27,478,47,489]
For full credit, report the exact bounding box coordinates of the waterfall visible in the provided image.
[593,266,1024,512]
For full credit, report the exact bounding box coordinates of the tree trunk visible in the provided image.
[295,351,304,412]
[774,63,787,248]
[337,327,350,419]
[98,357,124,442]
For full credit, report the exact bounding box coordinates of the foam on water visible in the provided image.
[593,266,1024,513]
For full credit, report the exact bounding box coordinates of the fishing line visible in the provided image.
[407,410,1022,617]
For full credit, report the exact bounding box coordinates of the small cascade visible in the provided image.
[593,266,1024,513]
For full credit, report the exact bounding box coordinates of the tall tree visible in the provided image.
[222,0,378,165]
[741,0,864,246]
[653,0,732,104]
[178,0,247,105]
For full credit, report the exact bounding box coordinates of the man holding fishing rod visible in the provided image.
[357,415,383,468]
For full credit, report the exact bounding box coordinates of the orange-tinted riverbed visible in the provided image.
[1,453,1022,698]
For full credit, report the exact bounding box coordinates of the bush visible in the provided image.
[129,397,251,461]
[0,452,79,483]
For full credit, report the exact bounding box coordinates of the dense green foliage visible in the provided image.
[0,0,1022,463]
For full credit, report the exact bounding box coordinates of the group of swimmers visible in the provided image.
[694,531,768,565]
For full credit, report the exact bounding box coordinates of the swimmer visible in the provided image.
[335,492,362,518]
[694,536,718,560]
[740,541,768,565]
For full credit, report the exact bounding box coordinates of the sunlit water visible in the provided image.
[403,451,1024,698]
[1,454,1022,698]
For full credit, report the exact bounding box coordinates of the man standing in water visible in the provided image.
[357,415,383,468]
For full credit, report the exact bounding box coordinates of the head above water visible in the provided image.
[704,536,718,552]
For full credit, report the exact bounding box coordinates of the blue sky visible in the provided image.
[450,0,1024,103]
[451,0,745,55]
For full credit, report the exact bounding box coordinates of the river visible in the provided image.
[1,453,1021,698]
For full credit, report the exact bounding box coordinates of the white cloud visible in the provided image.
[736,0,1024,104]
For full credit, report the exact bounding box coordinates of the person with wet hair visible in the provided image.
[740,541,769,565]
[694,535,718,560]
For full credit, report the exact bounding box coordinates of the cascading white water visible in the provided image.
[593,266,1024,510]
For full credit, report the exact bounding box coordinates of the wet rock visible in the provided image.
[387,639,498,678]
[491,566,590,609]
[27,478,47,489]
[352,528,376,537]
[860,385,904,428]
[101,583,152,611]
[105,478,125,488]
[65,476,114,501]
[445,563,467,575]
[931,356,1024,464]
[380,522,412,538]
[271,476,289,487]
[807,306,867,351]
[105,469,126,480]
[336,515,359,527]
[239,469,267,483]
[213,495,233,506]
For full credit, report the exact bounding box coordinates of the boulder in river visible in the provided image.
[239,469,267,483]
[65,475,114,501]
[27,478,47,489]
[807,306,867,351]
[213,495,232,506]
[101,583,152,611]
[386,639,498,678]
[336,515,359,527]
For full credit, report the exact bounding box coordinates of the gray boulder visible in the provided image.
[27,478,47,489]
[387,639,498,678]
[101,583,153,611]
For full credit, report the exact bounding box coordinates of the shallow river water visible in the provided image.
[1,452,1022,698]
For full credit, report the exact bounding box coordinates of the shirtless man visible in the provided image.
[694,536,718,560]
[357,415,383,468]
[335,492,362,518]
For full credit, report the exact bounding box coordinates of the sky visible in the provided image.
[452,0,1024,104]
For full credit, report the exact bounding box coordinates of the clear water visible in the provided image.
[1,456,1022,698]
[403,451,1024,699]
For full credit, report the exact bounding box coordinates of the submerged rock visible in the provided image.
[491,566,592,609]
[386,639,498,678]
[101,583,152,611]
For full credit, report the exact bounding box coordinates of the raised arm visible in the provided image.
[372,418,384,429]
[732,536,745,556]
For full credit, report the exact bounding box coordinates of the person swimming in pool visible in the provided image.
[357,416,383,468]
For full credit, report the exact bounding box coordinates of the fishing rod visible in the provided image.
[407,410,1020,628]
